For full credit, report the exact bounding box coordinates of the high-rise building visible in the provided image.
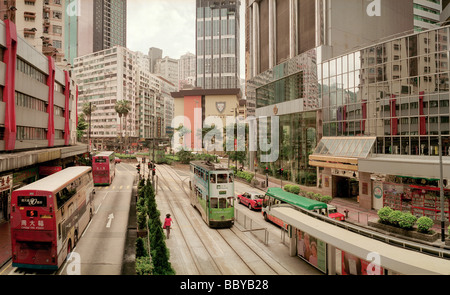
[93,0,127,52]
[74,47,175,149]
[179,52,196,89]
[196,0,241,90]
[443,0,450,25]
[77,0,127,57]
[414,0,442,31]
[148,47,163,73]
[0,0,67,63]
[154,56,180,89]
[245,0,418,211]
[73,46,137,149]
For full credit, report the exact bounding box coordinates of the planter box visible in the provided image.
[368,221,439,243]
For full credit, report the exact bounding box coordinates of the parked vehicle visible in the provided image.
[237,192,264,210]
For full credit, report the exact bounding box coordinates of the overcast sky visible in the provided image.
[126,0,245,76]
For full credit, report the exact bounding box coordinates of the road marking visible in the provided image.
[106,213,114,228]
[0,262,12,275]
[95,203,102,214]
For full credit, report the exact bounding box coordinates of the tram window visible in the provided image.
[210,174,216,183]
[217,174,228,183]
[227,197,234,208]
[219,198,227,209]
[210,197,218,208]
[229,173,234,183]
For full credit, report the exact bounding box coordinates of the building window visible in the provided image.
[16,58,46,84]
[15,92,46,112]
[16,126,47,141]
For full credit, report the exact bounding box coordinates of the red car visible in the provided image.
[237,192,264,210]
[115,157,121,164]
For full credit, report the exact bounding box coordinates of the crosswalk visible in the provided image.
[94,185,132,191]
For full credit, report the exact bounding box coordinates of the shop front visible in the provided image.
[359,155,450,221]
[382,176,450,222]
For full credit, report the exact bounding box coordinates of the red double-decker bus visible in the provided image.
[92,151,116,186]
[10,167,95,270]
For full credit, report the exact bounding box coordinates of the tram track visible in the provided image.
[156,164,286,275]
[155,167,224,275]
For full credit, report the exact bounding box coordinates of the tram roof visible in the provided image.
[13,166,92,194]
[272,206,450,275]
[190,161,231,172]
[266,188,328,211]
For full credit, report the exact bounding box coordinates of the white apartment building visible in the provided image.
[136,68,156,140]
[154,56,179,90]
[1,0,66,63]
[73,46,138,147]
[414,0,442,31]
[74,47,175,149]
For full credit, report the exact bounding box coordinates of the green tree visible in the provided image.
[114,100,132,151]
[135,237,148,258]
[76,113,88,142]
[224,122,248,168]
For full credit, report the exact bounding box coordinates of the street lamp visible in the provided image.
[439,128,446,242]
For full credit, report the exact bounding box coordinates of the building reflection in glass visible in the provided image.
[321,27,450,156]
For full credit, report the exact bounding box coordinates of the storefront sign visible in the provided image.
[373,185,383,199]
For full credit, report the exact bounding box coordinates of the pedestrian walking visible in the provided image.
[163,214,172,239]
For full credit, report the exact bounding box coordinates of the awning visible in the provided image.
[309,137,376,171]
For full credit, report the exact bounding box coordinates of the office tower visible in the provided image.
[77,0,127,57]
[246,0,417,210]
[93,0,127,52]
[196,0,241,90]
[149,47,163,73]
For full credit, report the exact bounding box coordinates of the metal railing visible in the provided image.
[234,209,269,245]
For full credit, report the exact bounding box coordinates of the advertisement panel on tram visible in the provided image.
[297,229,327,274]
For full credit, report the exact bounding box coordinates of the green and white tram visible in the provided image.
[189,161,235,228]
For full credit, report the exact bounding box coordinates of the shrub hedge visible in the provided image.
[135,178,175,275]
[416,216,434,234]
[377,207,434,233]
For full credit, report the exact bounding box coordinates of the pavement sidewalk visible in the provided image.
[0,221,11,268]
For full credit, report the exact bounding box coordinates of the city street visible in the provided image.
[1,163,136,276]
[154,163,322,276]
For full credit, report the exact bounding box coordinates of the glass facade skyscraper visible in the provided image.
[196,0,240,90]
[320,27,450,157]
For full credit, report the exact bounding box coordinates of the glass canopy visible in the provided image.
[313,137,376,159]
